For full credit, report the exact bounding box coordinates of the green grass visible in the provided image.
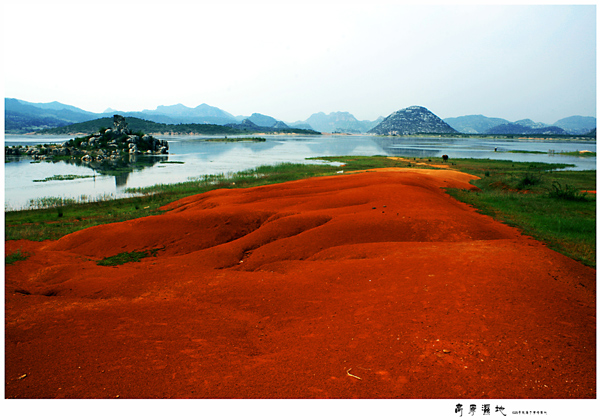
[5,155,596,267]
[5,248,30,265]
[442,159,595,267]
[97,248,160,266]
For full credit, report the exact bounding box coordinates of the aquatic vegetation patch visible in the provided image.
[33,174,95,182]
[505,149,596,157]
[203,137,266,142]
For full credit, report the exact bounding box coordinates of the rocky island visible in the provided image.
[5,115,169,162]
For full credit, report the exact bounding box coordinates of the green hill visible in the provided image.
[38,116,321,136]
[37,117,250,136]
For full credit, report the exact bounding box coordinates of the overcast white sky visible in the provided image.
[3,0,597,124]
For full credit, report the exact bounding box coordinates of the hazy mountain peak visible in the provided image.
[515,119,548,129]
[304,111,373,133]
[443,114,510,134]
[553,115,596,134]
[247,113,278,127]
[369,106,458,135]
[155,103,191,112]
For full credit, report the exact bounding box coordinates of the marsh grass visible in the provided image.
[26,196,78,209]
[21,193,117,211]
[33,174,95,182]
[125,162,343,197]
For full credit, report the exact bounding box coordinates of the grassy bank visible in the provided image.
[433,157,595,267]
[4,162,344,242]
[5,156,596,267]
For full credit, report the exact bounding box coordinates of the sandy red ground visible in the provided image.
[5,169,596,398]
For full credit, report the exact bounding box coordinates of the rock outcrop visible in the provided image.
[5,115,169,161]
[368,106,458,136]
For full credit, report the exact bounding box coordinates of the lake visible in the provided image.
[4,134,596,210]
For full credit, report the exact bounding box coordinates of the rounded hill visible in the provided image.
[369,106,458,136]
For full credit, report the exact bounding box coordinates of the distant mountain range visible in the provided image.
[295,112,384,134]
[443,114,596,136]
[4,98,596,136]
[138,103,237,125]
[30,116,319,137]
[483,123,567,136]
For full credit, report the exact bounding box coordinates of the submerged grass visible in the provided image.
[5,155,596,267]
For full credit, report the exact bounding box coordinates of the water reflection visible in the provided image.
[6,153,168,187]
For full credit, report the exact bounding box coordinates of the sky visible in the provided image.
[2,0,597,124]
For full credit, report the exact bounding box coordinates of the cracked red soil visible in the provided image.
[5,169,596,398]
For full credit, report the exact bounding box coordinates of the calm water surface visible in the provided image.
[4,134,596,210]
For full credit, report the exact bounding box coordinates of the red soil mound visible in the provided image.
[5,169,596,398]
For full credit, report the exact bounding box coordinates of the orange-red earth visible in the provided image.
[5,169,596,399]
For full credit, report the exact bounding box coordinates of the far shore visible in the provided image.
[7,132,596,141]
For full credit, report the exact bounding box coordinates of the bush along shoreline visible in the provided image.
[4,115,169,162]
